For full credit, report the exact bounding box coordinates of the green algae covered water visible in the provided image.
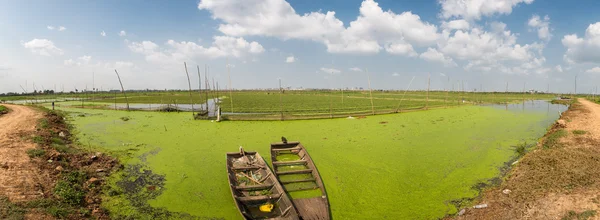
[59,101,566,219]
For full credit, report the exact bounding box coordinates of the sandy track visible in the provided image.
[0,104,47,202]
[569,99,600,141]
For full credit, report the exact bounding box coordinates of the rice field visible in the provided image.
[57,100,566,219]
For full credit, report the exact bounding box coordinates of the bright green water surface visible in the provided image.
[59,102,564,219]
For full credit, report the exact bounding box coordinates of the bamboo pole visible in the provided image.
[395,76,415,113]
[227,59,233,113]
[197,65,203,113]
[279,79,283,121]
[367,68,375,115]
[114,70,129,111]
[184,62,194,115]
[425,73,430,110]
[445,76,449,108]
[205,65,209,112]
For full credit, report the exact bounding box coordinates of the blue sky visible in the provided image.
[2,0,600,93]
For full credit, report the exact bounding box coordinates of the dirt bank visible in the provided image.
[0,104,119,219]
[0,104,47,202]
[454,99,600,220]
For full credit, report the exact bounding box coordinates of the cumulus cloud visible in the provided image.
[439,0,534,21]
[198,0,438,55]
[555,65,563,72]
[58,26,66,31]
[586,67,600,73]
[64,55,92,66]
[392,72,400,76]
[562,22,600,64]
[441,19,470,30]
[100,31,106,36]
[349,67,363,72]
[21,39,64,56]
[119,30,127,36]
[128,36,264,64]
[420,48,456,67]
[320,67,341,74]
[437,22,548,74]
[528,15,551,41]
[285,56,296,63]
[47,25,55,30]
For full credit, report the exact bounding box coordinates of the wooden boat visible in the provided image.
[270,142,331,220]
[227,148,300,220]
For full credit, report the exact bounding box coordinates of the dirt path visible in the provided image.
[0,104,47,202]
[455,98,600,220]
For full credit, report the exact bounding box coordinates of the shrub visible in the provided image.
[572,130,587,135]
[54,180,85,206]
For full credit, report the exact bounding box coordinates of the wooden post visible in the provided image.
[114,70,129,111]
[227,59,233,113]
[367,68,375,115]
[279,79,283,121]
[395,76,415,113]
[197,65,203,114]
[205,65,209,112]
[445,76,449,108]
[184,62,194,115]
[425,73,430,110]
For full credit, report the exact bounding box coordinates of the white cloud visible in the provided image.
[47,25,55,30]
[562,22,600,64]
[441,19,470,30]
[320,67,341,74]
[437,22,548,74]
[21,39,64,56]
[555,65,563,72]
[439,72,446,76]
[119,30,127,37]
[385,41,417,57]
[439,0,534,21]
[392,72,400,76]
[64,55,92,66]
[129,36,264,64]
[528,15,551,41]
[285,56,296,63]
[349,67,363,72]
[586,67,600,73]
[198,0,438,55]
[58,26,66,31]
[100,31,106,37]
[419,48,456,67]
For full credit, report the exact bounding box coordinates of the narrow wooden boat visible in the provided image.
[227,148,299,220]
[270,142,331,220]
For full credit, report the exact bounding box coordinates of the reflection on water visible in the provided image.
[7,98,82,104]
[110,98,221,116]
[488,100,568,117]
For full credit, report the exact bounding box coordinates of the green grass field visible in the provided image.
[46,90,556,119]
[60,101,563,219]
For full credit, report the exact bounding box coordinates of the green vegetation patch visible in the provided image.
[562,210,597,220]
[0,105,8,115]
[573,130,587,135]
[26,149,46,158]
[0,196,26,220]
[543,129,567,149]
[66,103,562,219]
